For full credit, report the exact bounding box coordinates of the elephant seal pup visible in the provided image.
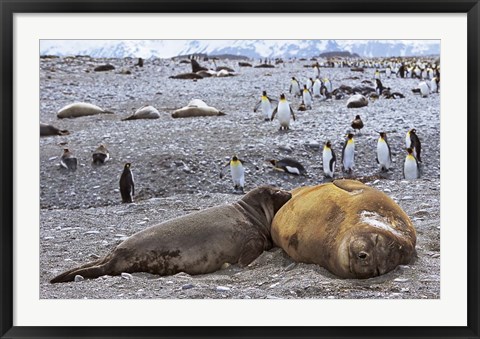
[271,180,416,279]
[57,102,114,119]
[40,123,69,136]
[50,186,292,283]
[171,99,225,118]
[122,105,161,120]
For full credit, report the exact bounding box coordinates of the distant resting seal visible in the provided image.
[50,186,292,283]
[57,102,114,119]
[94,64,115,72]
[172,99,225,118]
[122,105,161,120]
[271,180,416,279]
[40,123,69,136]
[169,73,204,80]
[347,94,368,108]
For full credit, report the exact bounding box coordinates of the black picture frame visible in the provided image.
[1,1,479,338]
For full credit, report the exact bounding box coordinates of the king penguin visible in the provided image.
[302,84,313,109]
[403,148,420,180]
[271,93,296,130]
[119,163,135,203]
[268,158,306,176]
[342,133,355,174]
[289,77,301,97]
[312,78,322,97]
[92,144,110,165]
[60,148,77,171]
[405,128,422,162]
[220,155,245,193]
[376,132,392,171]
[322,140,336,179]
[253,90,277,121]
[374,69,381,80]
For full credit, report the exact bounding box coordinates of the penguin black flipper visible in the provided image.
[253,100,261,112]
[271,106,278,121]
[289,106,296,121]
[410,132,422,162]
[219,161,230,178]
[329,150,336,173]
[120,163,134,203]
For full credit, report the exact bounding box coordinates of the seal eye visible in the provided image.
[358,251,368,259]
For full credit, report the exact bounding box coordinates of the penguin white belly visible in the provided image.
[386,68,392,78]
[419,82,429,97]
[261,100,273,120]
[230,165,245,187]
[377,142,391,169]
[313,81,321,97]
[277,103,291,128]
[405,133,412,148]
[404,158,419,180]
[430,79,438,93]
[303,92,312,108]
[343,145,355,171]
[285,166,300,175]
[323,151,335,177]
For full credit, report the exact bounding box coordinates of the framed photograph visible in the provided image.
[1,1,478,338]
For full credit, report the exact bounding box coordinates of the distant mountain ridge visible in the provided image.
[40,39,440,59]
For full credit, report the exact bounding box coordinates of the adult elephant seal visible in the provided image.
[40,123,69,136]
[271,180,416,279]
[171,99,225,118]
[57,102,114,119]
[50,186,292,283]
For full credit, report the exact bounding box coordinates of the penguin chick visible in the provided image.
[269,158,306,176]
[253,90,277,121]
[119,163,135,203]
[351,115,364,134]
[322,141,336,179]
[342,133,355,174]
[220,155,245,193]
[92,144,110,165]
[376,132,392,172]
[271,93,296,131]
[403,148,420,180]
[406,128,422,162]
[60,148,77,171]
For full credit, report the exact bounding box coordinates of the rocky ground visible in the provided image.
[39,55,440,299]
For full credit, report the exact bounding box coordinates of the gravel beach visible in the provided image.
[39,55,440,299]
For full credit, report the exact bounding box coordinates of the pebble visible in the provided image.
[74,275,84,282]
[393,278,410,283]
[269,282,280,288]
[121,272,133,280]
[182,284,195,290]
[401,196,414,200]
[84,230,100,235]
[284,263,296,271]
[431,253,440,258]
[216,286,230,292]
[44,236,55,240]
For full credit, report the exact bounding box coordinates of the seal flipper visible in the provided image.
[238,238,269,267]
[50,254,117,283]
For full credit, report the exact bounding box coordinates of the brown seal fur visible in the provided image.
[271,180,416,279]
[40,123,70,136]
[50,186,292,283]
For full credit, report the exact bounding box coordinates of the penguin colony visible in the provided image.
[42,54,437,201]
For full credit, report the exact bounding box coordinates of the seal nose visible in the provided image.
[358,251,368,259]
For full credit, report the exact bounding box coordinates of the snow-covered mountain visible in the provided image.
[40,39,440,59]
